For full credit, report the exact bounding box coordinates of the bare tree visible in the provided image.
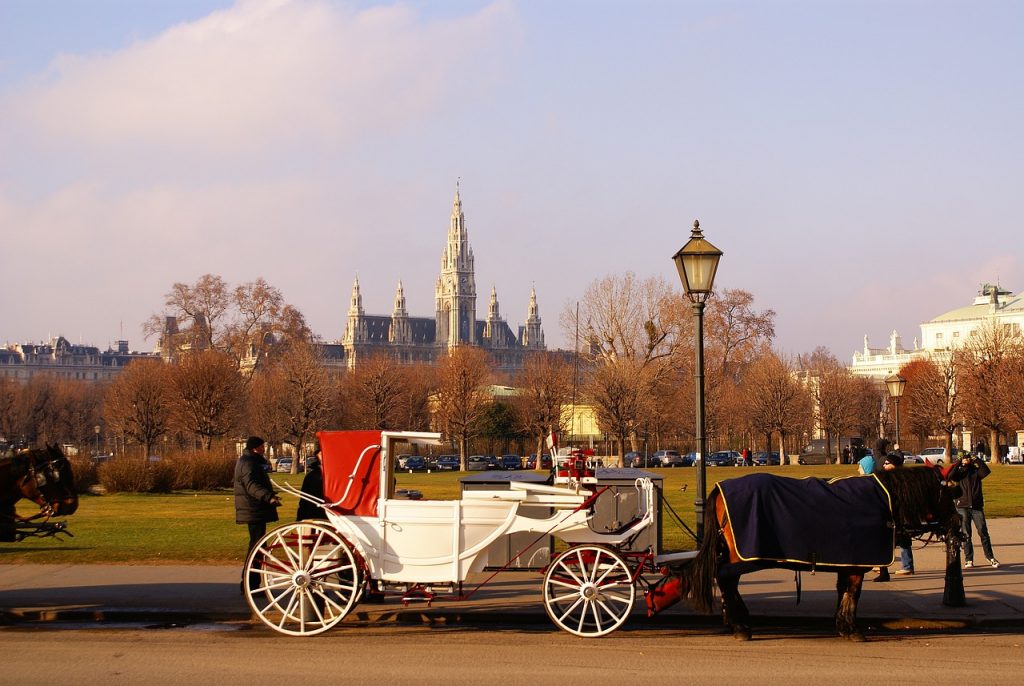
[803,350,858,463]
[104,359,174,457]
[247,368,292,455]
[396,363,436,432]
[273,342,334,472]
[849,376,884,444]
[512,353,573,468]
[340,354,406,430]
[705,288,776,382]
[433,347,493,468]
[145,273,309,371]
[957,318,1024,462]
[583,358,656,467]
[171,350,244,449]
[744,352,813,464]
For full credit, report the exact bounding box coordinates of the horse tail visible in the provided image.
[683,490,721,614]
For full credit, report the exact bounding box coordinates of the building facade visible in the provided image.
[0,337,156,383]
[336,188,547,376]
[851,284,1024,380]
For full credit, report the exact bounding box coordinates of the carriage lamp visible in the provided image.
[885,373,906,449]
[673,219,723,542]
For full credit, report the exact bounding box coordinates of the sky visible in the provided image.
[1,0,1021,360]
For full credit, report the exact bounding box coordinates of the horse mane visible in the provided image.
[873,467,939,529]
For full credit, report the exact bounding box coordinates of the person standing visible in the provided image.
[234,436,281,590]
[956,451,1000,568]
[296,442,326,521]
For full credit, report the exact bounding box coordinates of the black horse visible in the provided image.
[677,465,966,641]
[0,445,78,542]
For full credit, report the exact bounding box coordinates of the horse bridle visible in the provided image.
[20,458,66,519]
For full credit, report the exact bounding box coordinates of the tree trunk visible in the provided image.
[990,428,1000,465]
[778,431,787,465]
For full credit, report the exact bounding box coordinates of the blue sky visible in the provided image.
[1,0,1021,359]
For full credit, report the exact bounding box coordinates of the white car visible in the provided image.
[917,447,948,465]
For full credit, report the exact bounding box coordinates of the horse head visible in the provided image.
[28,446,79,517]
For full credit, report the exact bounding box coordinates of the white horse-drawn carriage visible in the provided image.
[244,430,688,637]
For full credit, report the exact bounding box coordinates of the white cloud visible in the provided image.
[0,0,519,345]
[2,0,516,166]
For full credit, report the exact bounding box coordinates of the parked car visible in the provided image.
[275,458,293,473]
[404,456,426,471]
[500,454,522,470]
[436,455,460,471]
[752,451,781,466]
[798,438,865,465]
[916,446,948,465]
[525,454,553,469]
[707,450,741,467]
[1007,447,1023,465]
[653,450,684,467]
[466,455,490,471]
[396,454,412,469]
[485,455,500,469]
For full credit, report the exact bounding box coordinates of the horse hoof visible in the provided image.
[733,628,752,641]
[845,632,866,642]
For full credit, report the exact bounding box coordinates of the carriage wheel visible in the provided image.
[542,545,636,637]
[244,521,362,636]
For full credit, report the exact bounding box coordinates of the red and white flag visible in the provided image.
[546,430,559,453]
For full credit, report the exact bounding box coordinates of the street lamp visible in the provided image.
[93,425,101,456]
[673,219,722,542]
[885,373,906,448]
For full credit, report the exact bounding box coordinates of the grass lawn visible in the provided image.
[3,464,1022,565]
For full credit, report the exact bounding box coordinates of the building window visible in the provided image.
[953,331,960,338]
[935,333,943,342]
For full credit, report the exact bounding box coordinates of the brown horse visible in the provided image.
[678,465,965,641]
[0,445,78,541]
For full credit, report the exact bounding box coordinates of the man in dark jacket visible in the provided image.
[955,451,999,568]
[234,436,281,589]
[296,443,326,521]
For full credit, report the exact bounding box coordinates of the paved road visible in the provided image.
[1,518,1021,633]
[1,624,1022,685]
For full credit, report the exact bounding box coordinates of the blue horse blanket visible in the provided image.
[716,473,894,567]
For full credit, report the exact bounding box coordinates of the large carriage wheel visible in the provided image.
[244,521,362,636]
[542,545,636,637]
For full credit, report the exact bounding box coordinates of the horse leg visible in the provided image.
[717,568,752,640]
[835,570,866,641]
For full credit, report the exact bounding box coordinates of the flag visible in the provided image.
[546,430,558,453]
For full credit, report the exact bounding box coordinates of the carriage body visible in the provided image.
[245,429,656,637]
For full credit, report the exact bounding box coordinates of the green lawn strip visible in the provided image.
[2,466,1020,564]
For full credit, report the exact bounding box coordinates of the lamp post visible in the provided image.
[93,425,101,456]
[885,373,906,449]
[673,219,722,542]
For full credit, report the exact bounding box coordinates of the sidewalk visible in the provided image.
[1,518,1021,631]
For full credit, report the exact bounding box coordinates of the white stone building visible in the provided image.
[851,284,1024,380]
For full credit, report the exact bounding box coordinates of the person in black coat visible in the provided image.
[296,444,327,521]
[955,451,999,568]
[234,436,281,589]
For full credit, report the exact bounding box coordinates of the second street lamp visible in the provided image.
[885,373,907,449]
[672,219,722,542]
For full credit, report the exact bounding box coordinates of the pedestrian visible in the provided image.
[296,441,326,521]
[842,445,851,465]
[873,451,914,581]
[955,450,1000,569]
[234,436,281,592]
[742,448,753,467]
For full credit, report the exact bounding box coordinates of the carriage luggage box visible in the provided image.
[590,468,662,555]
[460,469,663,569]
